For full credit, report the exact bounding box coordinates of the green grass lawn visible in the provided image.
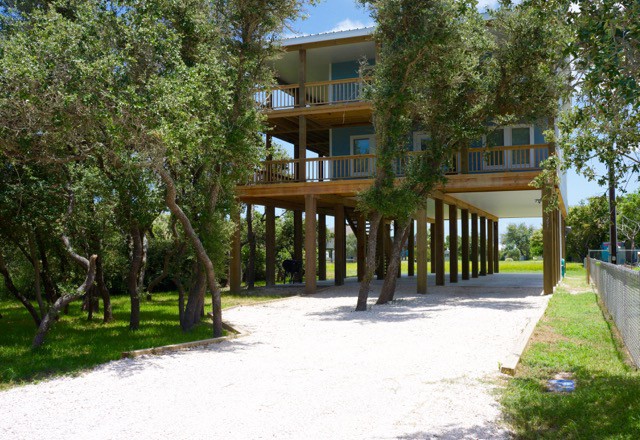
[323,259,582,279]
[501,268,640,438]
[0,291,285,389]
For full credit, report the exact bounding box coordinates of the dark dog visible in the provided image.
[282,259,303,284]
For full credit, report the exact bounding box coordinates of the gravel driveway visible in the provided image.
[0,274,548,440]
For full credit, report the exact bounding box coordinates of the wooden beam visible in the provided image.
[488,219,494,275]
[471,213,479,278]
[294,210,303,280]
[461,209,470,280]
[417,210,428,294]
[265,206,276,287]
[494,219,499,274]
[318,214,327,281]
[543,190,553,295]
[298,115,307,181]
[480,216,487,276]
[298,49,306,106]
[304,195,317,294]
[430,223,436,274]
[408,220,415,277]
[449,204,458,283]
[335,204,346,286]
[230,208,242,293]
[435,199,445,286]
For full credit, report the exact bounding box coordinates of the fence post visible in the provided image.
[586,255,590,284]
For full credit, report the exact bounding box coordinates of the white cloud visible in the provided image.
[328,18,373,33]
[477,0,499,12]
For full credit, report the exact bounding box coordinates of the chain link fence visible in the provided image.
[589,259,640,368]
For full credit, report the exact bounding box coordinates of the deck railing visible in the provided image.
[250,144,550,185]
[256,78,367,111]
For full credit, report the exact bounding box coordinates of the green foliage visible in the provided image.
[502,222,536,260]
[565,195,609,261]
[530,228,544,258]
[558,0,640,186]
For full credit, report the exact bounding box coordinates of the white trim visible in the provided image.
[329,129,333,179]
[350,134,376,176]
[282,27,375,47]
[413,131,431,152]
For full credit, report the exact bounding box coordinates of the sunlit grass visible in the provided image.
[322,259,581,279]
[501,267,640,438]
[0,291,285,389]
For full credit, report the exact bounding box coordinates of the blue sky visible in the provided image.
[280,0,639,233]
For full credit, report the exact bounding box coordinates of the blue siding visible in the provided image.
[331,126,375,156]
[534,125,546,144]
[331,59,374,80]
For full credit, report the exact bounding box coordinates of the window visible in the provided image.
[350,135,375,176]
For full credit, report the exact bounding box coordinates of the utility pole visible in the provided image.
[609,161,617,264]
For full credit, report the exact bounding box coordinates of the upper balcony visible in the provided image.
[256,77,367,112]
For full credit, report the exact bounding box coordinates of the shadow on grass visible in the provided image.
[503,367,640,439]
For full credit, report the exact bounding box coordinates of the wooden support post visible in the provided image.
[495,220,500,270]
[543,190,553,294]
[449,204,458,283]
[408,220,415,277]
[435,198,445,286]
[461,209,469,280]
[294,210,303,262]
[394,221,401,278]
[335,205,345,286]
[304,195,317,295]
[480,216,487,276]
[471,213,479,278]
[488,219,494,275]
[265,206,276,287]
[298,116,307,182]
[376,219,385,280]
[417,210,428,294]
[230,208,242,293]
[430,223,436,274]
[318,214,327,281]
[357,212,366,282]
[298,49,306,106]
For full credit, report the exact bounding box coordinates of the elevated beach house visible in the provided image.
[230,27,567,295]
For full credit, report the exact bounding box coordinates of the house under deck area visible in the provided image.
[230,27,568,297]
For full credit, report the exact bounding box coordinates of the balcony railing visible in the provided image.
[256,78,367,111]
[248,144,550,185]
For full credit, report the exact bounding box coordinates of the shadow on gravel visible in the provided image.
[397,423,507,440]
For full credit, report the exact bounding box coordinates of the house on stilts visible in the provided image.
[230,27,568,296]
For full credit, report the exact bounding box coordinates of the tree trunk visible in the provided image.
[377,219,411,304]
[33,255,97,348]
[156,166,223,337]
[246,204,256,290]
[356,212,383,311]
[138,231,148,294]
[28,232,46,318]
[175,277,186,325]
[182,264,206,331]
[36,231,59,303]
[128,225,144,330]
[0,251,41,327]
[96,256,113,322]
